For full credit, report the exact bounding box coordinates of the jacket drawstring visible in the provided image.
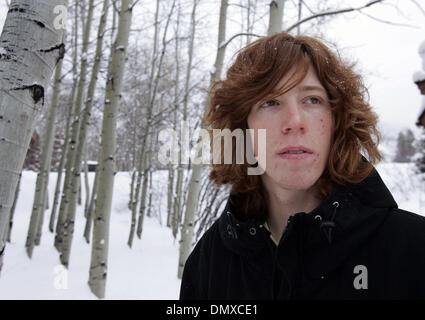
[319,201,340,244]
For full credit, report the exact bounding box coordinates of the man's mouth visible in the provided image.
[277,146,314,155]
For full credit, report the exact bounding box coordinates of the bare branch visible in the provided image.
[358,10,420,29]
[219,32,263,49]
[111,0,119,15]
[285,0,385,33]
[410,0,425,17]
[131,0,141,9]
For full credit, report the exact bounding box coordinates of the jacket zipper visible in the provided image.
[272,215,294,299]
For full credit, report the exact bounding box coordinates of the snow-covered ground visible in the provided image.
[0,170,181,300]
[0,163,423,299]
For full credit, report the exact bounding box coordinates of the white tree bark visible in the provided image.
[25,55,63,258]
[59,0,95,267]
[5,172,21,242]
[167,4,181,229]
[177,0,228,279]
[267,0,285,35]
[128,0,160,247]
[83,145,90,215]
[172,0,198,240]
[60,0,105,267]
[53,0,79,243]
[136,0,176,239]
[83,150,101,243]
[88,0,134,299]
[0,0,68,272]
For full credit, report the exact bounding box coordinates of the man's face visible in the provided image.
[247,63,333,192]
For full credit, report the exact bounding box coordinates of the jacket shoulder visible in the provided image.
[385,208,425,233]
[379,208,425,250]
[179,219,222,300]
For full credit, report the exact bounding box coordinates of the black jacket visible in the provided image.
[179,167,425,300]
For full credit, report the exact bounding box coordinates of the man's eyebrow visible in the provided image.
[298,85,327,94]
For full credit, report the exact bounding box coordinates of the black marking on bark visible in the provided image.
[33,20,45,28]
[11,84,45,105]
[39,43,65,61]
[0,50,12,61]
[8,8,25,13]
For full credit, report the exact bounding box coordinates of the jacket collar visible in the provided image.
[218,166,398,259]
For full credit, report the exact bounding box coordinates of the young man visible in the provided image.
[179,32,425,299]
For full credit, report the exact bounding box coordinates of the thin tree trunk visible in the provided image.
[172,0,198,239]
[137,0,176,237]
[83,145,90,216]
[130,0,176,245]
[128,0,160,247]
[78,174,82,205]
[0,0,68,273]
[267,0,285,35]
[34,172,49,246]
[59,0,95,267]
[49,84,75,234]
[53,0,80,245]
[83,156,99,243]
[167,5,181,227]
[147,167,153,218]
[297,0,302,35]
[136,135,150,239]
[172,166,183,239]
[6,172,21,242]
[88,0,134,299]
[26,55,64,257]
[177,0,228,279]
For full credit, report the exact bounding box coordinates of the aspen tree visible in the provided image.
[84,0,114,244]
[60,0,109,267]
[128,0,160,247]
[34,173,50,245]
[25,55,64,257]
[136,0,176,239]
[0,0,68,272]
[51,0,79,237]
[5,172,21,242]
[172,0,198,239]
[88,0,134,299]
[83,161,98,243]
[267,0,285,35]
[135,133,150,239]
[167,3,181,228]
[297,0,302,35]
[177,0,228,279]
[83,145,90,215]
[57,0,95,266]
[129,0,176,245]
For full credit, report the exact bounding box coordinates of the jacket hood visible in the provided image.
[218,166,398,279]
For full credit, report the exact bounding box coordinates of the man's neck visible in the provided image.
[264,182,321,244]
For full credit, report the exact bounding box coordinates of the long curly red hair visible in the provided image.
[202,32,382,221]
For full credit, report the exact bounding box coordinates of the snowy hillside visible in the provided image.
[0,163,423,299]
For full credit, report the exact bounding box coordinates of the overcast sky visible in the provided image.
[0,0,424,140]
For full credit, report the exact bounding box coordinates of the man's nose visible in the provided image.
[280,101,305,134]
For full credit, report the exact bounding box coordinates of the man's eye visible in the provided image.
[306,97,322,105]
[261,100,277,108]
